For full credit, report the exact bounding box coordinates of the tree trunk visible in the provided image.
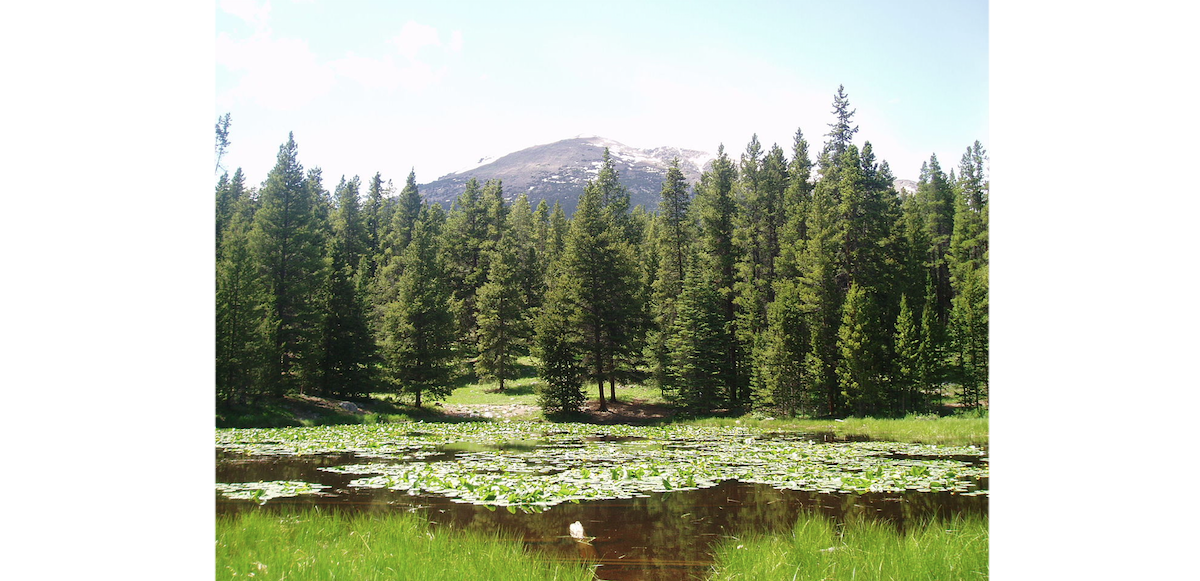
[609,377,616,403]
[596,378,607,412]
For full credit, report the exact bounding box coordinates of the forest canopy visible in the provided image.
[215,86,988,418]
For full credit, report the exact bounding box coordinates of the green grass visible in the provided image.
[217,509,595,581]
[676,413,987,447]
[709,512,988,581]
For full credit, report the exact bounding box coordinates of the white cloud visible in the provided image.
[219,0,271,30]
[217,18,457,110]
[216,31,336,110]
[329,52,402,91]
[449,30,463,53]
[389,21,441,61]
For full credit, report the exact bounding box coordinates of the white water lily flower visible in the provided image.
[569,521,586,540]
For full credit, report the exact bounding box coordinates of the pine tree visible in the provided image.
[215,168,248,258]
[216,200,271,406]
[667,266,726,411]
[248,133,330,395]
[475,234,529,392]
[441,177,489,352]
[836,282,888,416]
[562,177,640,411]
[315,176,379,398]
[892,294,921,414]
[778,129,814,279]
[647,159,694,394]
[507,194,544,325]
[693,144,742,408]
[796,171,844,416]
[379,205,455,408]
[950,265,988,408]
[535,271,585,414]
[546,201,569,265]
[395,169,423,250]
[823,84,859,164]
[948,141,988,408]
[757,278,809,416]
[735,140,788,408]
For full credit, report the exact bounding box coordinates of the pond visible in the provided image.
[216,422,988,581]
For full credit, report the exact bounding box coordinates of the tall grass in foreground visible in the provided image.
[710,512,987,580]
[217,510,594,581]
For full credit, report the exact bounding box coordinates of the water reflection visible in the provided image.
[217,451,986,581]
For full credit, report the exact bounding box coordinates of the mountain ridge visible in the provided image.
[419,137,713,215]
[419,136,915,214]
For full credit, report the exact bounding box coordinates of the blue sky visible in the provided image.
[216,0,988,188]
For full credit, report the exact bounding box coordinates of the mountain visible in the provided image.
[894,179,918,196]
[419,136,916,215]
[419,136,714,215]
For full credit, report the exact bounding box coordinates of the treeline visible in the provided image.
[215,86,988,418]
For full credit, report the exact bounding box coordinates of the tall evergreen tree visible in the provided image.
[836,282,889,416]
[693,144,743,408]
[441,177,490,354]
[248,133,330,395]
[562,177,640,411]
[666,266,726,411]
[395,169,423,250]
[379,205,455,408]
[778,129,814,279]
[535,271,585,414]
[316,176,379,398]
[797,169,845,416]
[822,84,859,165]
[949,141,988,408]
[646,159,694,393]
[216,200,270,406]
[758,278,809,416]
[475,233,529,392]
[215,168,248,258]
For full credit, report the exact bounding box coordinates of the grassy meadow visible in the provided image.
[710,512,988,580]
[217,509,595,581]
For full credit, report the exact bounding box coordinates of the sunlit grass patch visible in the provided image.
[709,512,988,580]
[677,414,987,446]
[216,509,595,581]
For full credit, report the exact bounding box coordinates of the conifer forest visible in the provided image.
[215,87,989,419]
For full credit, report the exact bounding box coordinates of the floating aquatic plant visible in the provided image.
[215,481,330,504]
[217,422,987,510]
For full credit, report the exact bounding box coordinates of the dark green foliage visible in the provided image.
[951,265,988,408]
[562,175,641,411]
[823,84,858,162]
[379,206,456,407]
[757,278,809,416]
[249,133,330,395]
[949,141,988,409]
[441,177,489,351]
[892,294,922,414]
[216,199,271,406]
[667,267,730,411]
[837,283,889,415]
[778,128,814,279]
[794,165,845,417]
[475,234,530,392]
[692,145,744,407]
[534,274,585,414]
[315,176,380,398]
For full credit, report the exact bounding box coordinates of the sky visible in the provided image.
[215,0,989,189]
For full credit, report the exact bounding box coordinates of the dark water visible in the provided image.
[216,445,988,581]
